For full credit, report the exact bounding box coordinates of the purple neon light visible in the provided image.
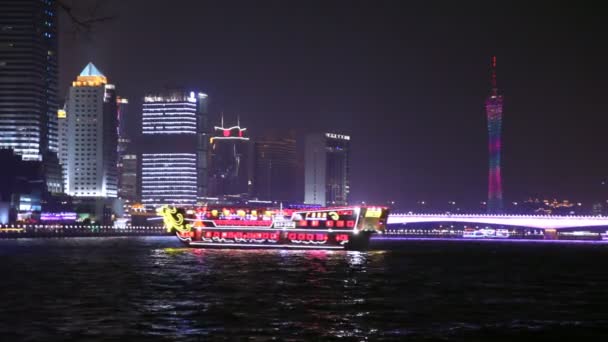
[40,212,77,221]
[372,236,608,244]
[387,213,608,229]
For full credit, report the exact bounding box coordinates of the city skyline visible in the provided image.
[55,1,608,209]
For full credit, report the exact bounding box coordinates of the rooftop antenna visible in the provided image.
[491,55,498,96]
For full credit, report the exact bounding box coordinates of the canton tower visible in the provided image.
[486,56,504,213]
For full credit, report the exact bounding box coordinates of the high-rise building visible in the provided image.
[0,0,61,194]
[208,117,253,198]
[116,97,130,157]
[254,134,297,202]
[0,0,59,160]
[140,90,209,207]
[116,97,137,202]
[60,63,118,198]
[117,153,137,201]
[304,133,350,206]
[486,56,504,213]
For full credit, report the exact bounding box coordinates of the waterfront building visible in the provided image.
[304,133,350,206]
[118,154,137,202]
[0,0,59,160]
[254,134,297,202]
[208,117,253,198]
[61,63,118,198]
[140,90,209,207]
[116,97,130,159]
[116,97,138,202]
[0,149,48,223]
[486,56,504,213]
[0,0,62,194]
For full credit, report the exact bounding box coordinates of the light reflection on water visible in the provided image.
[1,237,608,340]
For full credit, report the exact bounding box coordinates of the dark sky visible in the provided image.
[58,1,608,210]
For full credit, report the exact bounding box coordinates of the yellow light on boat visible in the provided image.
[237,210,246,217]
[211,209,218,217]
[365,208,383,218]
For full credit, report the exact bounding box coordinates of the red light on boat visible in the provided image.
[346,220,355,227]
[336,220,345,228]
[326,220,334,227]
[336,234,349,242]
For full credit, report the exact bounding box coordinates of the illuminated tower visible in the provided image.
[486,56,503,213]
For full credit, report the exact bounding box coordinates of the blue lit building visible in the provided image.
[140,90,209,207]
[0,0,62,194]
[0,0,59,160]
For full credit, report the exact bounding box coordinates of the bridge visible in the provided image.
[387,213,608,229]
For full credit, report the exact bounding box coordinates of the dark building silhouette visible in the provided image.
[0,149,48,223]
[116,97,138,202]
[304,133,351,206]
[208,117,253,198]
[254,134,297,202]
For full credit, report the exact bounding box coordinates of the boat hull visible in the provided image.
[176,228,373,251]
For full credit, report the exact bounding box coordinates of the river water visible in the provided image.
[1,237,607,341]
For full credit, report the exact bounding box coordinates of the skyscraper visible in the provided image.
[304,133,350,206]
[116,97,138,202]
[0,0,59,161]
[116,97,130,158]
[254,134,297,202]
[486,56,504,213]
[208,117,253,198]
[60,63,118,198]
[0,0,62,196]
[140,90,209,207]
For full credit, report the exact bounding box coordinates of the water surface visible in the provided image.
[1,237,607,341]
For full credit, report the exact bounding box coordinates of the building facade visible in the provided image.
[0,0,59,161]
[304,133,350,206]
[60,63,118,198]
[208,118,253,198]
[0,0,62,195]
[116,97,138,202]
[140,90,209,207]
[254,135,297,202]
[118,153,137,202]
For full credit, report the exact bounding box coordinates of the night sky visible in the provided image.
[58,1,607,210]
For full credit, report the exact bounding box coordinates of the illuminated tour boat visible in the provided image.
[157,205,389,250]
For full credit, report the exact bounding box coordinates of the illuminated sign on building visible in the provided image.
[325,133,350,140]
[40,212,77,221]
